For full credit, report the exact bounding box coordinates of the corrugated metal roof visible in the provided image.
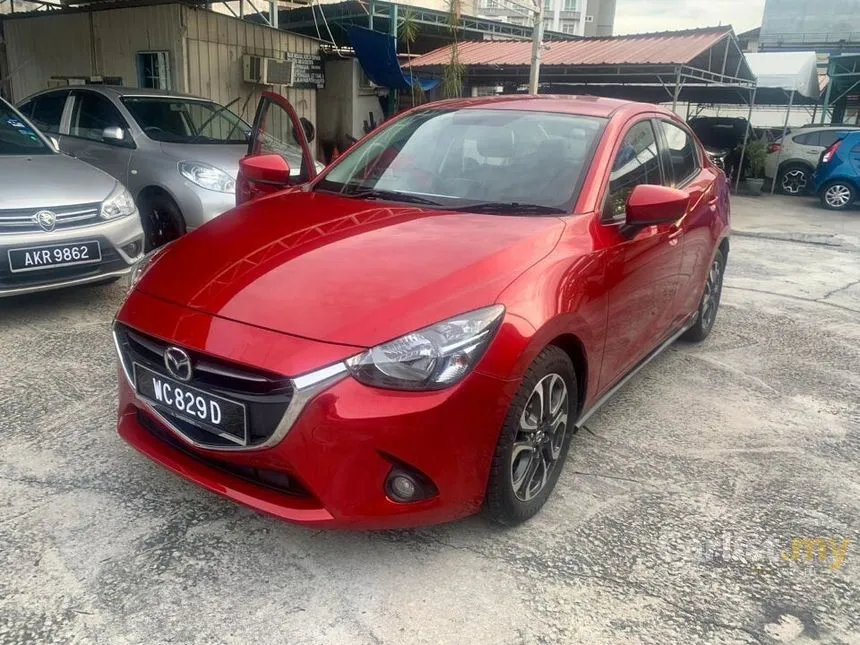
[411,27,732,69]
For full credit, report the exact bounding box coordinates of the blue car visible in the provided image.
[813,131,860,210]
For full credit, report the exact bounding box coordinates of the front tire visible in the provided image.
[485,346,577,526]
[820,181,856,211]
[777,163,811,195]
[682,248,726,343]
[140,192,186,251]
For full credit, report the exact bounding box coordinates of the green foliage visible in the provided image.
[443,0,465,98]
[744,136,768,179]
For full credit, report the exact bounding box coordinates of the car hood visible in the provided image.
[137,191,565,348]
[0,153,117,210]
[158,142,246,178]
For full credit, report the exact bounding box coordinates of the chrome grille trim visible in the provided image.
[0,203,102,232]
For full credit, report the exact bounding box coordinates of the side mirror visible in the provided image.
[102,126,126,142]
[236,153,291,205]
[626,184,690,226]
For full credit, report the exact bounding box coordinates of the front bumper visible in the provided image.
[116,291,518,529]
[172,182,236,231]
[0,213,144,298]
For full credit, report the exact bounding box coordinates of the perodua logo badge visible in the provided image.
[34,210,56,232]
[164,347,193,382]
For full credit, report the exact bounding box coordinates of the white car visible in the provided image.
[765,125,860,195]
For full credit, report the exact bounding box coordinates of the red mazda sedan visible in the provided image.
[114,94,730,529]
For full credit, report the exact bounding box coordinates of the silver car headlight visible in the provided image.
[100,184,137,220]
[178,161,236,194]
[345,305,505,391]
[128,242,172,291]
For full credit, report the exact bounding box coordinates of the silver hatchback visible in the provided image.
[17,87,269,250]
[0,97,143,298]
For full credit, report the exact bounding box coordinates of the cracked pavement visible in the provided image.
[1,195,858,644]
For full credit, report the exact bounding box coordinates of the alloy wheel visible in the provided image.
[824,184,852,209]
[511,373,569,502]
[700,255,724,330]
[781,169,808,195]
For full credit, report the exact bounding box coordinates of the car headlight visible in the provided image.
[128,242,172,291]
[178,161,236,193]
[345,305,505,391]
[100,184,136,220]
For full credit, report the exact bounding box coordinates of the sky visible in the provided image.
[613,0,767,35]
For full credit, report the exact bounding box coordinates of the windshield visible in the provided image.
[122,97,250,144]
[0,102,51,156]
[316,108,606,212]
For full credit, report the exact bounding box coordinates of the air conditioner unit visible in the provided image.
[243,55,295,86]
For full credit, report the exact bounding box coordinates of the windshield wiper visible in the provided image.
[342,188,441,206]
[187,96,241,144]
[450,202,567,215]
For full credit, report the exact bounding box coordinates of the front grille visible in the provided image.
[0,239,127,290]
[137,411,311,497]
[116,323,293,448]
[0,202,102,232]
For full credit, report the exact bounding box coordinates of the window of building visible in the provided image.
[657,120,700,186]
[560,20,577,33]
[542,18,553,31]
[137,51,171,90]
[563,0,577,10]
[543,0,552,11]
[604,121,662,222]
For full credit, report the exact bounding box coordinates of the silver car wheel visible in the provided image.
[781,168,808,194]
[824,184,852,208]
[511,373,568,502]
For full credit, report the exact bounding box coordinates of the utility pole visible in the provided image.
[528,0,545,95]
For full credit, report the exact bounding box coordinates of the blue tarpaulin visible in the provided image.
[347,26,440,92]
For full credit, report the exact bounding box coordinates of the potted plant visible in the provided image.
[743,137,768,194]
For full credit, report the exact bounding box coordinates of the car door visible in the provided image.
[654,118,720,326]
[236,91,317,205]
[596,118,684,391]
[59,90,135,184]
[792,131,827,167]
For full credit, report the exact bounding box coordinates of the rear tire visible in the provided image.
[682,249,726,343]
[820,181,856,211]
[485,346,577,526]
[777,163,811,195]
[140,192,186,251]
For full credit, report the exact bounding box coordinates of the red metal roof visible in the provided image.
[410,27,732,69]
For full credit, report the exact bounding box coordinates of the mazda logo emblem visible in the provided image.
[164,347,193,382]
[34,210,56,232]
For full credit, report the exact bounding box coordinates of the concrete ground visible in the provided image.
[1,194,858,645]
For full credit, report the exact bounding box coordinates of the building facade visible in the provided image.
[475,0,615,36]
[1,4,320,125]
[760,0,860,52]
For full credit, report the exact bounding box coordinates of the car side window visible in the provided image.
[818,131,845,149]
[28,93,69,134]
[793,132,820,146]
[603,120,662,222]
[70,92,130,143]
[656,120,699,186]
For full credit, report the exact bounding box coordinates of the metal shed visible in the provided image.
[408,26,756,108]
[1,2,321,124]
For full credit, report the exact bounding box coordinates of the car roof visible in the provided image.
[22,85,217,103]
[410,95,673,120]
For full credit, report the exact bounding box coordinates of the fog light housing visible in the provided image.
[384,465,438,503]
[122,240,143,258]
[388,473,418,501]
